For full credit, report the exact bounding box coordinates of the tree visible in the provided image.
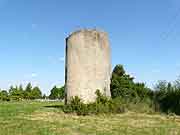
[154,80,168,92]
[30,86,42,99]
[19,84,24,94]
[24,83,33,99]
[112,64,125,77]
[9,85,24,100]
[110,64,151,101]
[42,94,47,99]
[59,86,65,99]
[49,86,65,100]
[110,64,135,99]
[0,90,10,101]
[25,83,32,92]
[7,83,42,100]
[154,79,180,114]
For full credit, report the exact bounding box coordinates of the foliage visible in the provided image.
[0,83,43,101]
[110,64,152,101]
[9,85,24,100]
[31,87,42,99]
[2,63,180,117]
[0,90,10,101]
[63,90,126,115]
[63,96,89,115]
[42,94,47,99]
[21,83,42,100]
[49,86,65,100]
[63,65,156,116]
[153,79,180,115]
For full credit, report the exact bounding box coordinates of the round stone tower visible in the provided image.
[65,29,111,103]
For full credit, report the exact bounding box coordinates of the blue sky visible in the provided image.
[0,0,180,94]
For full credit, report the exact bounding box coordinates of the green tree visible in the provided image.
[25,83,32,92]
[19,84,24,93]
[110,64,135,99]
[8,83,42,100]
[9,85,24,100]
[0,90,10,101]
[42,94,47,99]
[154,78,180,114]
[30,86,42,99]
[112,64,125,77]
[110,64,151,101]
[24,83,33,99]
[49,86,65,100]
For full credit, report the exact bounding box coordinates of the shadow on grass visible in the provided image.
[44,104,64,109]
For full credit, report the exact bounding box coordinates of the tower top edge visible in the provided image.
[66,29,108,40]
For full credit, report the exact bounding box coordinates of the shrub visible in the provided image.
[62,89,155,115]
[63,90,126,115]
[0,90,10,101]
[63,96,89,115]
[0,96,10,101]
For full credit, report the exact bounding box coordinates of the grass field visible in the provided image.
[0,101,180,135]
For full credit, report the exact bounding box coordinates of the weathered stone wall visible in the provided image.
[65,29,111,103]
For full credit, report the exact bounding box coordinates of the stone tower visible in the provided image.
[65,29,111,103]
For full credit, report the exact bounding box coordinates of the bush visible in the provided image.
[62,89,155,116]
[153,80,180,115]
[0,96,10,101]
[110,64,152,102]
[63,96,89,115]
[110,97,126,113]
[63,90,126,115]
[0,90,10,101]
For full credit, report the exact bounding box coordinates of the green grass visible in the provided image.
[0,101,180,135]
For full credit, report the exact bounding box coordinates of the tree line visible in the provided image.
[1,64,180,115]
[110,64,180,115]
[0,83,65,101]
[64,64,180,115]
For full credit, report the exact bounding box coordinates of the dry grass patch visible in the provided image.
[20,109,180,134]
[2,101,180,135]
